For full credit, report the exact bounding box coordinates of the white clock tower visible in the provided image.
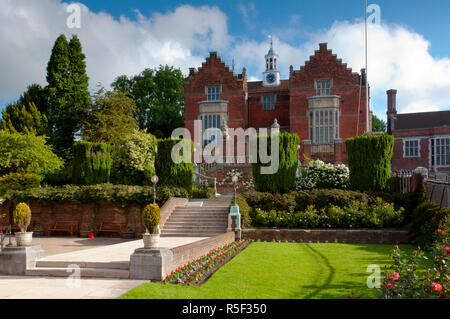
[262,35,281,87]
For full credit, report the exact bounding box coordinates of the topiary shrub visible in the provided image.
[408,201,450,249]
[72,142,112,185]
[142,204,161,233]
[13,202,31,232]
[252,132,299,194]
[0,173,40,197]
[345,134,394,191]
[155,138,193,190]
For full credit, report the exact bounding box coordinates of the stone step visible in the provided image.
[26,267,130,279]
[161,232,226,237]
[169,214,228,219]
[164,221,228,226]
[175,206,228,211]
[35,260,130,270]
[163,226,227,232]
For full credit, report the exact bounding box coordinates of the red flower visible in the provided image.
[185,279,189,284]
[386,283,395,289]
[165,275,169,280]
[437,229,442,233]
[391,272,400,281]
[334,237,337,242]
[284,238,287,241]
[431,282,443,292]
[444,246,450,254]
[171,271,173,275]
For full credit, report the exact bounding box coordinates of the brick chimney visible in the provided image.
[386,89,397,135]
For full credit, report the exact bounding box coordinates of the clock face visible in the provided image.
[266,73,275,84]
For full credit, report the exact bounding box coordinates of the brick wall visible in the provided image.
[0,198,187,236]
[243,228,410,244]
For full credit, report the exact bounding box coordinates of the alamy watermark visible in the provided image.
[171,121,281,175]
[66,264,81,288]
[66,3,81,29]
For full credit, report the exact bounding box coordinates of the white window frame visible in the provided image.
[315,79,332,96]
[403,139,420,158]
[205,86,221,101]
[262,95,276,111]
[309,109,339,144]
[431,136,450,167]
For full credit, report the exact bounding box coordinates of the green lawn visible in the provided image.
[120,242,413,299]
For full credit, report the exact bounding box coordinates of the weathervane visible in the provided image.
[268,34,273,50]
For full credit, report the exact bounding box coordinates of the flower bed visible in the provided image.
[251,197,405,229]
[164,238,252,286]
[381,229,449,299]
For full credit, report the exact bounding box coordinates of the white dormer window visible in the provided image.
[206,86,221,101]
[316,79,332,96]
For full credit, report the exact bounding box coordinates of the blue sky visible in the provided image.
[1,0,450,120]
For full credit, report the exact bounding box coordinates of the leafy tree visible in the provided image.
[111,65,185,138]
[46,34,91,159]
[111,129,157,185]
[83,88,137,145]
[372,114,387,132]
[0,102,49,136]
[0,131,63,177]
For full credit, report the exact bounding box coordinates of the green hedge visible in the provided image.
[3,184,189,209]
[244,189,373,213]
[252,132,299,193]
[191,186,216,199]
[72,142,112,185]
[0,173,40,197]
[408,201,450,248]
[345,134,394,192]
[155,138,193,190]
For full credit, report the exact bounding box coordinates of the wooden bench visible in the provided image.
[95,222,125,237]
[48,220,79,236]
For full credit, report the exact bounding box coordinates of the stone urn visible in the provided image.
[15,232,33,246]
[143,226,160,249]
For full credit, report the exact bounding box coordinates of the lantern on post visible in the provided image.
[151,175,159,205]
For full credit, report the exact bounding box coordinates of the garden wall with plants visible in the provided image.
[0,184,191,235]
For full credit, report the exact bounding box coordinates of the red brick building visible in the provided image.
[184,43,371,164]
[387,89,450,173]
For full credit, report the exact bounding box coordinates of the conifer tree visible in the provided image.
[0,102,48,135]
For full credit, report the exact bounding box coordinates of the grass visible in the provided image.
[120,242,413,299]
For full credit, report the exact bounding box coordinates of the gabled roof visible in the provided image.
[394,110,450,130]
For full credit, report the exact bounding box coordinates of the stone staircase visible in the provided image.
[161,206,229,237]
[26,260,130,279]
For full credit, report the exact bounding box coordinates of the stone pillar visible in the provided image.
[130,248,174,281]
[228,205,241,240]
[0,245,45,275]
[302,140,312,164]
[412,167,428,192]
[334,138,343,164]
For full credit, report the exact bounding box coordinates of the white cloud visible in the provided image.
[0,0,230,101]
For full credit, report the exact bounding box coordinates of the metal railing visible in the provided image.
[193,172,217,195]
[393,170,413,193]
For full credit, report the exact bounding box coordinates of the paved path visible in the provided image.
[0,276,146,299]
[39,237,207,263]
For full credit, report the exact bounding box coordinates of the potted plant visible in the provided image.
[80,223,95,238]
[32,226,45,237]
[13,202,33,246]
[122,228,136,239]
[142,204,161,249]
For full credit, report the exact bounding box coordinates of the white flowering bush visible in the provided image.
[296,159,350,190]
[218,169,254,191]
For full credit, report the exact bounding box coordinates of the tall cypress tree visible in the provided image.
[68,35,91,134]
[45,34,91,159]
[46,34,71,158]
